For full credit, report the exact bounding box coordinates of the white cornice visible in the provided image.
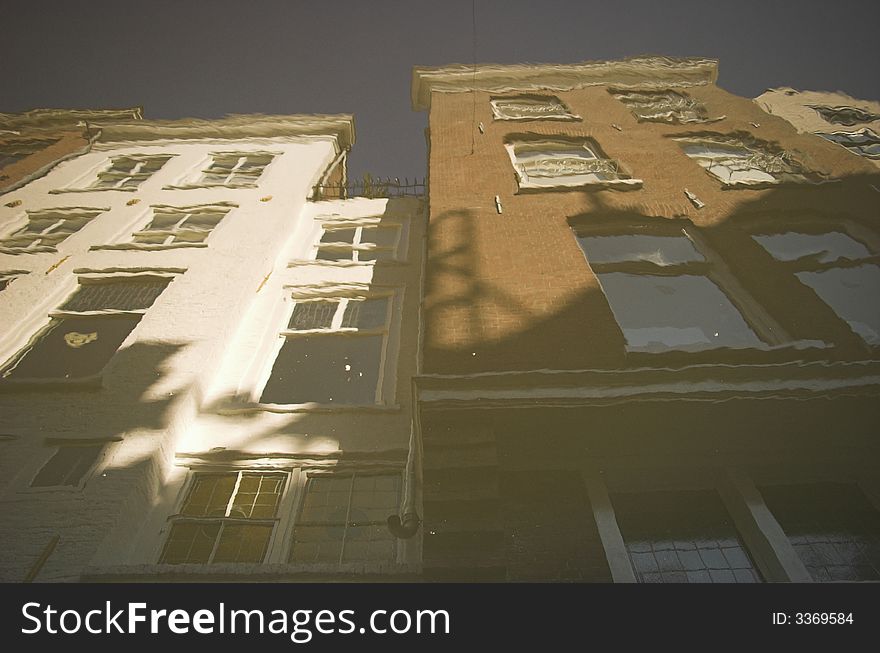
[411,56,719,111]
[94,114,356,150]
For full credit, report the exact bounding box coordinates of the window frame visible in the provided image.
[164,151,280,190]
[815,128,880,160]
[489,94,580,121]
[504,135,642,192]
[609,87,717,124]
[27,440,108,492]
[572,220,791,354]
[0,207,103,254]
[312,220,406,265]
[252,287,398,410]
[158,465,404,569]
[0,271,176,385]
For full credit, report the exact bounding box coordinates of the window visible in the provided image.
[675,134,814,186]
[260,294,392,405]
[810,105,880,127]
[196,152,275,187]
[613,490,762,583]
[0,208,101,254]
[89,155,173,190]
[0,275,172,380]
[574,231,764,352]
[160,471,286,564]
[0,271,24,292]
[30,443,103,488]
[127,204,233,249]
[490,95,578,121]
[315,223,402,263]
[816,129,880,160]
[760,483,880,582]
[752,230,880,344]
[610,88,711,124]
[290,472,401,564]
[505,137,640,191]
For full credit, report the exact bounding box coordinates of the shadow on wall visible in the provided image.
[421,171,880,374]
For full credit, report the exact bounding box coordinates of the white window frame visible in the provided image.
[252,287,398,410]
[312,219,406,265]
[505,138,642,191]
[0,271,176,384]
[609,88,716,124]
[675,134,814,187]
[94,203,236,251]
[0,207,103,254]
[157,465,405,569]
[183,151,279,189]
[490,94,579,121]
[816,128,880,160]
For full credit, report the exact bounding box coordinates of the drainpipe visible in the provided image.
[387,408,422,538]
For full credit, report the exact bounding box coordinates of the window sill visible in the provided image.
[0,375,103,392]
[49,187,137,194]
[287,259,406,268]
[83,561,421,580]
[162,183,258,191]
[216,402,402,415]
[91,243,208,252]
[516,178,643,193]
[0,246,57,255]
[493,114,582,122]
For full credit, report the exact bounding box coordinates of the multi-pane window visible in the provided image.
[760,483,880,582]
[315,224,401,263]
[613,490,763,583]
[675,134,813,186]
[89,155,173,190]
[290,472,400,564]
[260,294,391,405]
[816,129,880,160]
[574,231,763,352]
[197,152,275,187]
[30,444,103,488]
[0,275,172,380]
[160,471,286,565]
[752,230,880,345]
[490,95,577,121]
[610,89,710,124]
[0,208,101,253]
[809,105,880,127]
[129,205,232,247]
[505,138,637,190]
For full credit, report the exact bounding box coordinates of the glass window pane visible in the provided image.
[342,525,396,562]
[340,298,389,329]
[230,473,285,519]
[596,273,763,352]
[160,522,221,564]
[290,525,345,563]
[260,334,383,405]
[613,490,762,584]
[316,246,353,261]
[753,232,871,264]
[144,213,185,231]
[30,445,103,487]
[796,264,880,344]
[182,474,237,517]
[350,474,400,522]
[288,301,337,330]
[576,234,705,266]
[360,226,398,248]
[133,233,170,245]
[1,314,143,379]
[181,212,225,229]
[60,278,171,312]
[320,228,356,244]
[212,524,273,563]
[298,476,352,524]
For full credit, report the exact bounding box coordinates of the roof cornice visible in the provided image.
[0,107,143,133]
[411,56,719,111]
[93,113,355,150]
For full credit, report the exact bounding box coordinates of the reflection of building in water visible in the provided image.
[0,109,426,580]
[412,57,880,581]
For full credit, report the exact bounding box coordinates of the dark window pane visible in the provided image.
[2,314,142,379]
[613,489,762,583]
[230,473,285,519]
[160,522,221,564]
[360,227,398,248]
[576,234,705,266]
[316,247,352,261]
[320,228,356,244]
[290,525,346,563]
[60,278,171,312]
[260,334,383,405]
[341,298,389,329]
[212,524,273,563]
[288,301,337,330]
[30,445,103,487]
[760,483,880,582]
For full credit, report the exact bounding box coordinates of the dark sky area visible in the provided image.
[3,0,878,181]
